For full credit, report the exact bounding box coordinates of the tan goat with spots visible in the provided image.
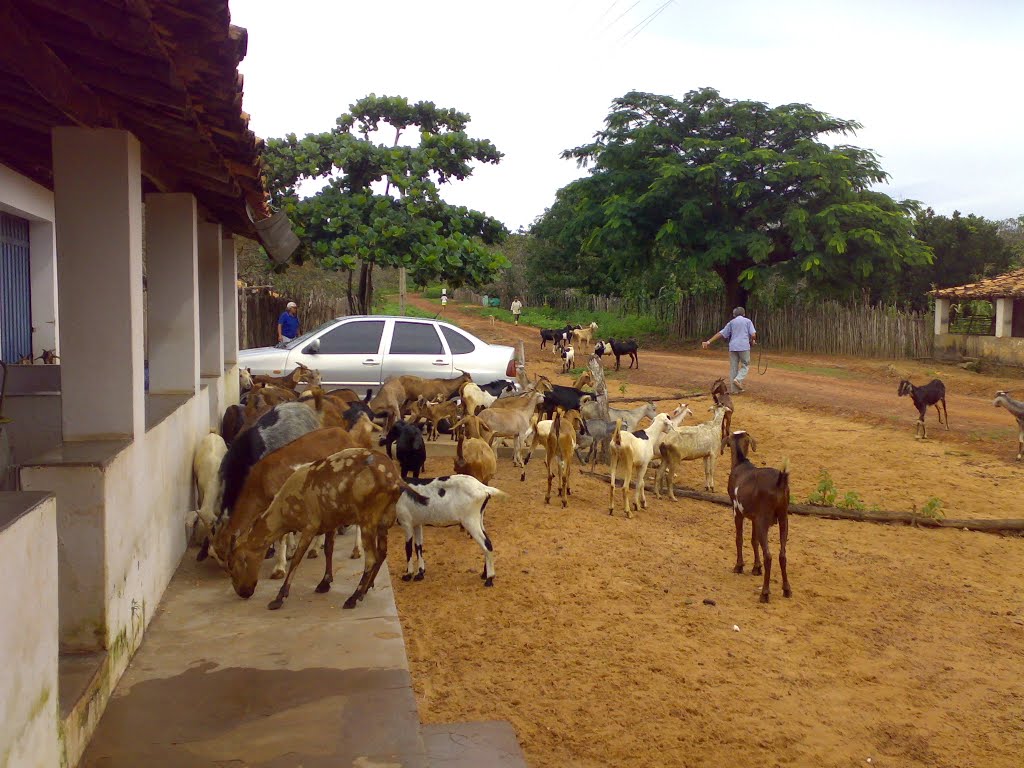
[227,448,418,611]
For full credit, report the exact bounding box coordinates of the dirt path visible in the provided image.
[416,294,1024,457]
[386,295,1024,768]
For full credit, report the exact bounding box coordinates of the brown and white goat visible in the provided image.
[726,431,791,603]
[227,448,416,610]
[251,363,319,391]
[710,378,735,453]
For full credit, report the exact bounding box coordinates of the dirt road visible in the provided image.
[387,295,1024,768]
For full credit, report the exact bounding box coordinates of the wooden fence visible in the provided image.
[238,286,348,350]
[454,287,933,359]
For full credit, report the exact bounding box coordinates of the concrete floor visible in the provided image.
[80,528,429,767]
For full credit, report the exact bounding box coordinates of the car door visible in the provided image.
[290,318,386,389]
[380,319,453,381]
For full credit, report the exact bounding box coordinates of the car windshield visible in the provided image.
[283,319,339,350]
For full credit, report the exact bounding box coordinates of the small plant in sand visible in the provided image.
[807,469,838,506]
[838,490,866,511]
[618,382,628,396]
[916,497,945,520]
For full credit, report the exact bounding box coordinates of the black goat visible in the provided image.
[599,337,639,371]
[897,379,949,439]
[479,379,516,397]
[540,324,580,350]
[541,384,594,419]
[381,420,427,479]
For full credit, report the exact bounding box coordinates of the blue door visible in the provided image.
[0,213,32,363]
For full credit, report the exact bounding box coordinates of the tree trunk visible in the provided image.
[346,269,356,315]
[716,264,749,310]
[356,262,375,315]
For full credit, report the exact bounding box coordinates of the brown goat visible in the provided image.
[711,378,735,454]
[251,363,319,391]
[454,433,498,485]
[726,431,791,603]
[227,448,417,610]
[544,409,585,507]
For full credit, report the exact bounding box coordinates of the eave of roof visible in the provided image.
[0,0,270,238]
[931,267,1024,301]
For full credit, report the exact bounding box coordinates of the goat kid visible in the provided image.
[897,379,949,439]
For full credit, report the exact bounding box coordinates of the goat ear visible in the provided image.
[748,436,758,452]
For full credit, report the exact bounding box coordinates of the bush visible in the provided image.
[806,470,838,506]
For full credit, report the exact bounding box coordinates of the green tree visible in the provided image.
[547,88,932,307]
[263,94,509,313]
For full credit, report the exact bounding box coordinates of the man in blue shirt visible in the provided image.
[702,307,757,394]
[277,301,300,344]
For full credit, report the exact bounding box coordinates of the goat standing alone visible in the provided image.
[726,431,791,603]
[897,379,949,439]
[993,391,1024,460]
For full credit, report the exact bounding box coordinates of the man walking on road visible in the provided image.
[510,297,523,325]
[702,307,757,394]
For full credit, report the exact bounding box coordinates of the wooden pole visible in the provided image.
[398,267,407,316]
[587,470,1024,534]
[587,354,609,420]
[516,340,528,387]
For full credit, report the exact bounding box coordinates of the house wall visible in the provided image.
[934,333,1024,366]
[0,493,59,768]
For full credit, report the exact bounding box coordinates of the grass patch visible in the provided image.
[374,295,436,319]
[463,304,666,341]
[772,362,857,380]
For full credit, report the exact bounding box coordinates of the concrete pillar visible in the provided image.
[221,234,238,365]
[198,222,223,377]
[52,128,145,441]
[145,193,199,395]
[995,298,1013,338]
[29,220,58,357]
[933,297,950,336]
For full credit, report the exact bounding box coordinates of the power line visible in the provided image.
[604,0,643,33]
[622,0,674,41]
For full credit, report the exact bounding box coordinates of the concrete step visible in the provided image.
[422,720,528,767]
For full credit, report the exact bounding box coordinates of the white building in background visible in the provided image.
[0,2,287,765]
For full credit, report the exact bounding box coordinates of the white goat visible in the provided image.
[461,381,499,417]
[655,405,732,497]
[560,344,575,374]
[193,432,227,541]
[608,412,674,517]
[397,475,506,586]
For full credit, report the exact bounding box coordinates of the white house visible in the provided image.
[0,2,283,765]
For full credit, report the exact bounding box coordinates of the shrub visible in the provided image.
[807,469,838,506]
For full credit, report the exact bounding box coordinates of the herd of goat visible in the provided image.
[189,325,1024,612]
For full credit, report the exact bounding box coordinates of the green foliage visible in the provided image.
[839,491,866,511]
[807,469,839,506]
[917,497,945,520]
[463,303,662,340]
[263,94,509,313]
[373,295,435,318]
[862,209,1019,310]
[532,88,932,307]
[422,285,444,299]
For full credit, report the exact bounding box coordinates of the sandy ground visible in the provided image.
[385,297,1024,768]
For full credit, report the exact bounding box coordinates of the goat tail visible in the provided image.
[398,482,430,505]
[456,433,465,461]
[310,387,324,413]
[612,419,623,446]
[777,458,790,488]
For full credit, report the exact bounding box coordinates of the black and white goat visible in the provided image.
[726,431,791,603]
[897,379,949,439]
[595,338,639,371]
[397,475,506,586]
[993,391,1024,460]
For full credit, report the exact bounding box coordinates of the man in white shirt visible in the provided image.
[510,297,523,325]
[702,307,757,394]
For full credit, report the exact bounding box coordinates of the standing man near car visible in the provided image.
[277,301,300,345]
[702,307,757,394]
[510,296,523,325]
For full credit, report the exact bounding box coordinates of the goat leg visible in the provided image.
[413,525,425,580]
[733,512,745,574]
[315,531,335,593]
[757,521,772,603]
[269,529,316,610]
[750,521,763,576]
[779,514,792,599]
[344,523,388,609]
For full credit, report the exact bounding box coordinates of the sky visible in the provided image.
[231,0,1024,231]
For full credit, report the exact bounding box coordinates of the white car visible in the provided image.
[239,315,518,393]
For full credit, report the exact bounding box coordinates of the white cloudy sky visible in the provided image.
[231,0,1023,231]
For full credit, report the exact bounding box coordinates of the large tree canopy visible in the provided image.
[537,88,933,307]
[263,95,508,313]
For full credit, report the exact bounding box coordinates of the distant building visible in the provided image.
[931,267,1024,366]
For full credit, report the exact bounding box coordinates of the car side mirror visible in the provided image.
[304,338,320,355]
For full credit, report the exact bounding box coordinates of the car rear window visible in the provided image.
[390,321,444,355]
[317,320,385,354]
[441,326,477,355]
